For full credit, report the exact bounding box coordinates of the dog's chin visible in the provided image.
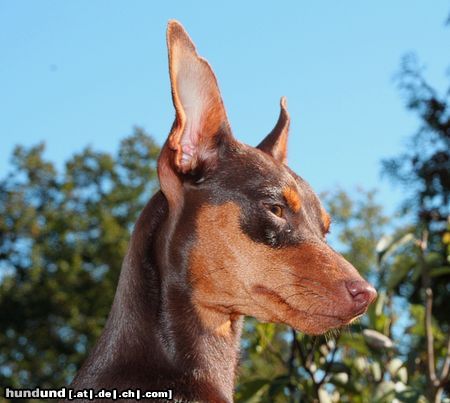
[290,315,345,335]
[291,312,365,335]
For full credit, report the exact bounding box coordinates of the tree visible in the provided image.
[381,50,450,402]
[0,128,160,393]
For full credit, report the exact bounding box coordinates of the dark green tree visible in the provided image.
[381,51,450,402]
[0,128,160,391]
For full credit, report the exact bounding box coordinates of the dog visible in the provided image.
[67,20,377,402]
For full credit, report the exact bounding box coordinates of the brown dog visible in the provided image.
[68,20,376,402]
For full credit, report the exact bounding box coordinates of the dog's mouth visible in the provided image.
[288,309,366,335]
[252,284,369,335]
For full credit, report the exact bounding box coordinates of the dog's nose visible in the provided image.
[345,280,377,308]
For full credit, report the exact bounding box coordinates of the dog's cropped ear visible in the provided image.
[164,20,231,175]
[257,97,290,164]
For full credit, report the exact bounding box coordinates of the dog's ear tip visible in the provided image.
[280,97,289,118]
[280,97,290,122]
[167,20,194,50]
[167,19,183,35]
[256,96,290,163]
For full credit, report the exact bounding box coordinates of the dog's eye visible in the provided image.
[267,204,283,218]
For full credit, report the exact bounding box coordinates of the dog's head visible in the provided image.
[157,21,376,335]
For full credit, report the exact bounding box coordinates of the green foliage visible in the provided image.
[383,53,450,327]
[381,48,450,402]
[0,128,160,389]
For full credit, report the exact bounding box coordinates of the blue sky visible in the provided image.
[1,1,449,215]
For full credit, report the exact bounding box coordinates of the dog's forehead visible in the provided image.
[216,144,292,189]
[211,142,321,208]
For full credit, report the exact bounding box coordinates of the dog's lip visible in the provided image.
[340,307,369,325]
[296,305,369,324]
[309,309,366,325]
[253,284,366,324]
[309,312,345,322]
[347,304,370,320]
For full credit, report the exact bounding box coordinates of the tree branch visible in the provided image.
[438,334,450,387]
[425,287,437,384]
[317,334,341,386]
[418,230,437,385]
[288,329,297,402]
[294,335,316,382]
[293,334,323,403]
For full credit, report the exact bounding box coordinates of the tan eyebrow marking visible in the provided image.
[282,187,301,213]
[321,209,331,233]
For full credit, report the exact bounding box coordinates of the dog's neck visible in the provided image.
[72,191,243,402]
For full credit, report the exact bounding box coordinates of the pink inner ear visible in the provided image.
[176,56,216,167]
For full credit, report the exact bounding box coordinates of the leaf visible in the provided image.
[397,367,408,384]
[385,254,416,290]
[430,266,450,277]
[363,329,394,349]
[328,362,350,373]
[339,333,370,355]
[374,381,396,403]
[371,362,382,382]
[333,372,349,384]
[318,388,333,403]
[394,387,424,403]
[237,378,270,400]
[409,304,426,336]
[353,356,368,373]
[267,375,290,398]
[386,358,403,377]
[375,290,386,316]
[376,232,416,264]
[255,322,276,351]
[376,234,394,255]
